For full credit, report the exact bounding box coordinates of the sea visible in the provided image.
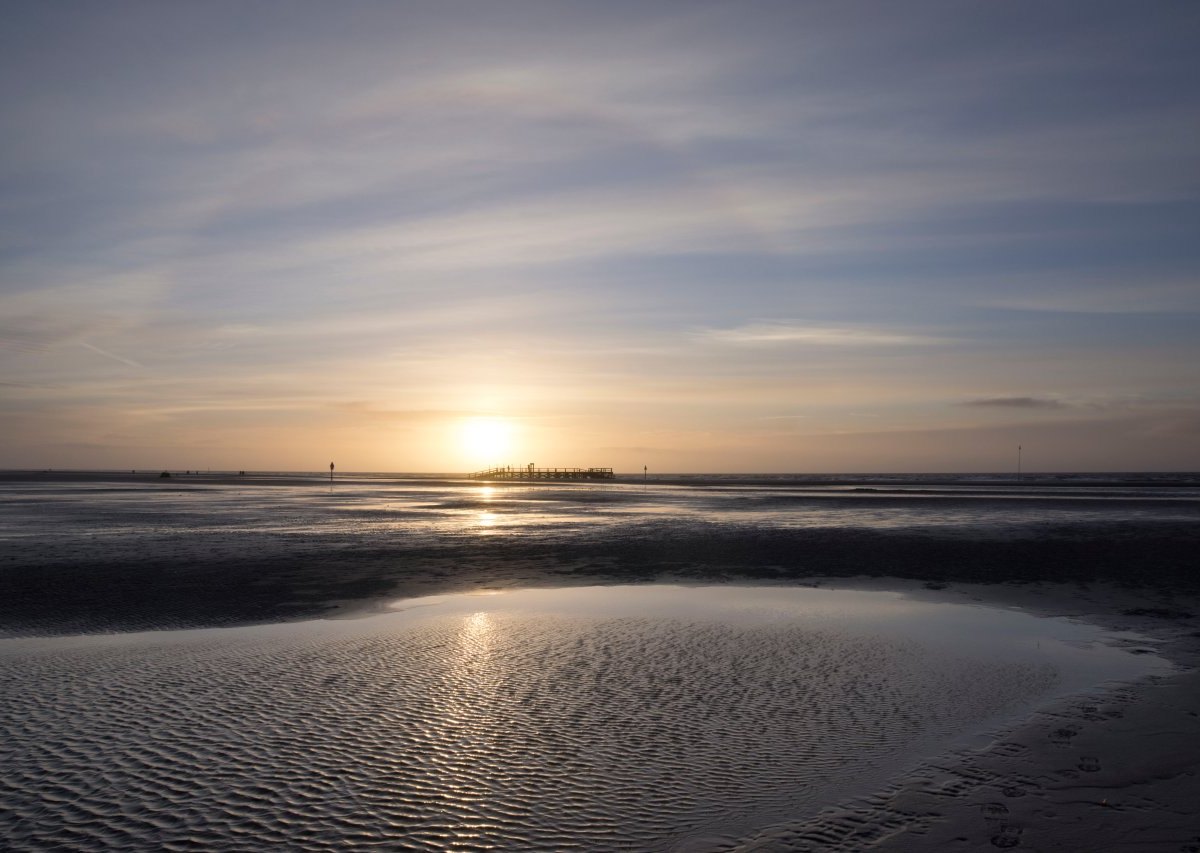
[1,471,1197,850]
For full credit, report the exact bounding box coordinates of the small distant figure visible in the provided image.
[159,471,171,478]
[329,462,335,483]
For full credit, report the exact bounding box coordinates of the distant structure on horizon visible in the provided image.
[471,463,615,481]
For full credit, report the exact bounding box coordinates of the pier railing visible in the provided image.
[470,466,615,481]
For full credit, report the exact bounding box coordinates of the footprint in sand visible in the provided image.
[1001,785,1027,798]
[981,802,1010,824]
[1049,725,1080,746]
[1078,755,1101,772]
[991,824,1023,848]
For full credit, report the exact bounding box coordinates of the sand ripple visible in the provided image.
[0,602,1072,851]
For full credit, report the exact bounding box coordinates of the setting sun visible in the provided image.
[458,417,516,467]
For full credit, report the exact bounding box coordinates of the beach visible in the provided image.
[1,472,1198,850]
[731,580,1200,851]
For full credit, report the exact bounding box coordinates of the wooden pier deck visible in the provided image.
[470,466,615,481]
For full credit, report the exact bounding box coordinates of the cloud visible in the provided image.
[701,321,948,347]
[961,396,1068,410]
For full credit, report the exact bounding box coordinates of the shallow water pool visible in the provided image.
[0,585,1169,851]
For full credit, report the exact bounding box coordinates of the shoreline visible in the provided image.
[727,578,1200,852]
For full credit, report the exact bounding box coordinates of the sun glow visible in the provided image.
[458,417,516,467]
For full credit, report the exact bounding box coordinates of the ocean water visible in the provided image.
[0,585,1169,852]
[4,473,1199,566]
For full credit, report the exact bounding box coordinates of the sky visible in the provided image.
[2,1,1198,473]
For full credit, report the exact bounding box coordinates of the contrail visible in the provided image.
[80,341,143,368]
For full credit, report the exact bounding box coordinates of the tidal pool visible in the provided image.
[0,585,1169,851]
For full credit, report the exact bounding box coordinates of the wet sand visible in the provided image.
[728,580,1200,851]
[2,471,1198,637]
[2,472,1198,850]
[3,581,1195,851]
[3,520,1198,637]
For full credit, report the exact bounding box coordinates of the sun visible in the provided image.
[458,417,515,466]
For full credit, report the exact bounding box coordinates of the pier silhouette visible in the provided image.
[471,464,615,481]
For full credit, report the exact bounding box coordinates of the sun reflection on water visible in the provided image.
[437,608,501,838]
[463,610,492,643]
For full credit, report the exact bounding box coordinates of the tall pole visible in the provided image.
[1017,445,1022,481]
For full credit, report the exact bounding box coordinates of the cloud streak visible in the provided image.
[961,397,1068,410]
[701,322,948,347]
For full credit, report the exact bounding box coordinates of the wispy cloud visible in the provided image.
[701,321,948,347]
[961,396,1067,410]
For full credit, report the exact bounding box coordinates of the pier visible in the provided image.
[471,465,615,481]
